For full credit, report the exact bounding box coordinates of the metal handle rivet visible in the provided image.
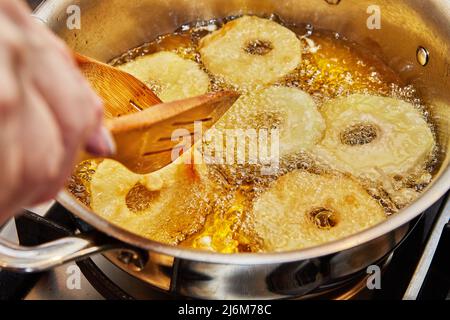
[417,46,430,66]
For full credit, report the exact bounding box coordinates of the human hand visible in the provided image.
[0,0,114,224]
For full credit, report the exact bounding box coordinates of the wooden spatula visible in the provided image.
[75,53,162,118]
[75,53,239,174]
[104,91,239,174]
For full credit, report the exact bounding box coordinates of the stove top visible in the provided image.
[0,193,448,300]
[11,0,448,301]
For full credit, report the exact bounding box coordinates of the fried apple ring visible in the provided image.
[316,94,435,180]
[212,86,325,158]
[118,51,210,102]
[199,16,302,89]
[90,151,212,245]
[252,170,386,251]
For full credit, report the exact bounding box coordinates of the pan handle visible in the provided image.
[0,231,141,273]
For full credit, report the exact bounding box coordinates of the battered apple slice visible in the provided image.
[199,16,302,90]
[203,86,325,183]
[118,51,210,102]
[315,94,435,180]
[90,150,213,245]
[251,170,387,252]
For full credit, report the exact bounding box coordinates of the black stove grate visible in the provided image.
[0,194,448,300]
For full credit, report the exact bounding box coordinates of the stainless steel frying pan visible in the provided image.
[0,0,449,299]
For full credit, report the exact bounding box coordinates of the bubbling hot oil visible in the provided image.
[70,18,439,253]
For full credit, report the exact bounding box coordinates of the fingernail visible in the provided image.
[86,126,116,157]
[100,126,117,156]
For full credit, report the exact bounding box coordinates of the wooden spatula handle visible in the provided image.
[74,52,162,119]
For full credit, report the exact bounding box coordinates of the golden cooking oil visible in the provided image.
[71,17,440,253]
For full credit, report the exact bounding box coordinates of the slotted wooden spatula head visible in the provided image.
[75,53,162,118]
[106,91,240,174]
